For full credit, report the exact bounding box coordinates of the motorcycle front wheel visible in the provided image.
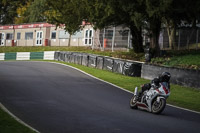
[130,95,138,109]
[152,98,166,114]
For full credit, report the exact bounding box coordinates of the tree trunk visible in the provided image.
[149,19,161,56]
[130,25,144,53]
[166,20,176,50]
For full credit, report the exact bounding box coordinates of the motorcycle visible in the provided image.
[130,82,170,114]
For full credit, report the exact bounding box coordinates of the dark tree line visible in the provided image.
[1,0,200,54]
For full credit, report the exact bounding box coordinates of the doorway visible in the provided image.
[36,31,43,45]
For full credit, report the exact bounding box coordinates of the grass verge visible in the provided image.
[0,46,145,61]
[0,107,36,133]
[52,61,200,112]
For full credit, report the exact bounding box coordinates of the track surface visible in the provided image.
[0,61,200,133]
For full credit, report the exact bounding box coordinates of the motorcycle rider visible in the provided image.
[137,72,171,100]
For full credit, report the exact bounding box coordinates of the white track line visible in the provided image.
[0,103,40,133]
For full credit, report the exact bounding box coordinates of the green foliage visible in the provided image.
[0,0,26,24]
[14,0,48,24]
[46,0,86,34]
[27,0,47,23]
[2,0,200,56]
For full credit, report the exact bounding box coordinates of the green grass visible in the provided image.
[168,85,200,111]
[0,108,36,133]
[0,46,91,53]
[54,61,200,112]
[164,54,200,69]
[151,50,200,69]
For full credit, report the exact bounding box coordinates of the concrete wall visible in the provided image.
[141,64,200,89]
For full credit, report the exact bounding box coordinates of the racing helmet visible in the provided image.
[160,72,171,82]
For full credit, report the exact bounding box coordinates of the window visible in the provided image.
[6,33,13,40]
[25,32,33,40]
[59,30,69,39]
[51,31,56,39]
[89,30,92,38]
[71,31,83,38]
[84,29,93,45]
[17,32,21,40]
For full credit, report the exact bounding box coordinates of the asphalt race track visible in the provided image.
[0,61,200,133]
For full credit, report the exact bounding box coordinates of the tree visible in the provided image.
[45,0,146,52]
[46,0,86,34]
[84,0,145,53]
[0,0,26,24]
[145,0,174,54]
[27,0,47,22]
[15,0,48,24]
[45,0,88,46]
[43,0,200,54]
[160,0,200,50]
[14,1,31,24]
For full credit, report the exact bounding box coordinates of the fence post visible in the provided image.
[112,27,116,52]
[78,38,80,47]
[102,28,105,51]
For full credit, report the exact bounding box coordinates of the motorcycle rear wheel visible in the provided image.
[130,95,138,109]
[152,98,166,114]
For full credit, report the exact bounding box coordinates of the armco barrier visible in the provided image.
[88,54,98,68]
[103,57,114,72]
[5,53,17,60]
[82,54,89,66]
[113,59,125,74]
[54,51,143,77]
[96,56,104,69]
[58,52,65,62]
[44,51,55,60]
[123,61,142,77]
[0,53,5,60]
[0,51,55,61]
[141,64,200,89]
[30,52,44,60]
[74,53,82,65]
[17,52,30,60]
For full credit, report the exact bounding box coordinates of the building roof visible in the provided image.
[0,23,55,30]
